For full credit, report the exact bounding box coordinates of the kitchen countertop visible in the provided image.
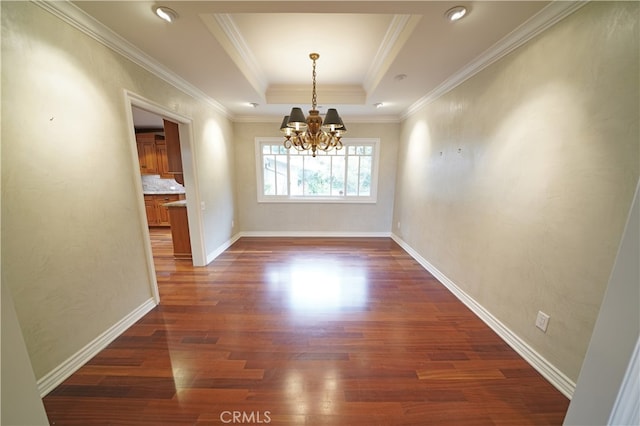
[163,199,187,207]
[141,175,185,195]
[143,190,186,195]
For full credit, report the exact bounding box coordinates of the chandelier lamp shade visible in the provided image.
[280,53,346,157]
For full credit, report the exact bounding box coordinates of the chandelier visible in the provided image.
[280,53,346,157]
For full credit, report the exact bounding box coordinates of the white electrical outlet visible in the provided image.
[200,201,206,211]
[231,220,235,228]
[536,311,550,332]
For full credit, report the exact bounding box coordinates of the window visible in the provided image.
[256,137,380,203]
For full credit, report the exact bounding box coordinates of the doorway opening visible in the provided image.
[125,92,207,303]
[132,106,187,260]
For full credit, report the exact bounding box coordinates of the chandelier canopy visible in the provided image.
[280,53,346,157]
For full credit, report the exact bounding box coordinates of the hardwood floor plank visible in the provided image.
[43,229,569,424]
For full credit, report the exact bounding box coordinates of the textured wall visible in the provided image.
[565,182,639,425]
[393,1,639,382]
[1,2,236,379]
[234,121,399,234]
[1,279,49,423]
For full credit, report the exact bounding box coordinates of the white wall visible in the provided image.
[234,121,399,234]
[1,1,236,385]
[564,181,639,424]
[1,282,49,425]
[393,1,639,384]
[1,107,49,423]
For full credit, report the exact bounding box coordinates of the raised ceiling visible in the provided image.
[69,1,581,122]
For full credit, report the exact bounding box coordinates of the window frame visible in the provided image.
[255,137,380,204]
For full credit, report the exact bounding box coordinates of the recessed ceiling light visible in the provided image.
[154,6,178,23]
[445,6,467,22]
[249,102,259,108]
[374,103,384,109]
[394,74,407,82]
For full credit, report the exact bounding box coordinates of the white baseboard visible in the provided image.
[38,236,574,399]
[391,233,576,399]
[37,298,157,397]
[239,231,392,238]
[206,233,242,264]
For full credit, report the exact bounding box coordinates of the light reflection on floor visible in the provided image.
[265,257,367,312]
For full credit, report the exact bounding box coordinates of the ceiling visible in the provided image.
[70,1,573,124]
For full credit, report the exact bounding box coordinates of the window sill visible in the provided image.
[257,197,377,204]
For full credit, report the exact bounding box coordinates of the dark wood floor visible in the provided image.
[43,229,569,425]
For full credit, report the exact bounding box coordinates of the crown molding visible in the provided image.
[233,114,400,124]
[200,13,268,98]
[363,14,421,96]
[266,84,366,105]
[32,0,232,120]
[31,0,587,124]
[403,1,588,120]
[210,12,419,107]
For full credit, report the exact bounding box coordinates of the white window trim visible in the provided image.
[255,137,380,204]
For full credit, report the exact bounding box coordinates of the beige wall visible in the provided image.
[393,1,639,382]
[1,282,49,425]
[1,1,236,381]
[234,121,399,234]
[565,181,639,425]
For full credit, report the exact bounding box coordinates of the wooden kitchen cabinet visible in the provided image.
[155,141,173,179]
[163,119,184,184]
[136,134,159,175]
[144,195,158,225]
[144,194,182,227]
[166,201,192,260]
[156,194,178,225]
[136,132,170,177]
[163,119,182,174]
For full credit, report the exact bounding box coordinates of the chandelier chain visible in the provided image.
[311,57,317,110]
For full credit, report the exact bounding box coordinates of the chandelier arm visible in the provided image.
[300,134,311,150]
